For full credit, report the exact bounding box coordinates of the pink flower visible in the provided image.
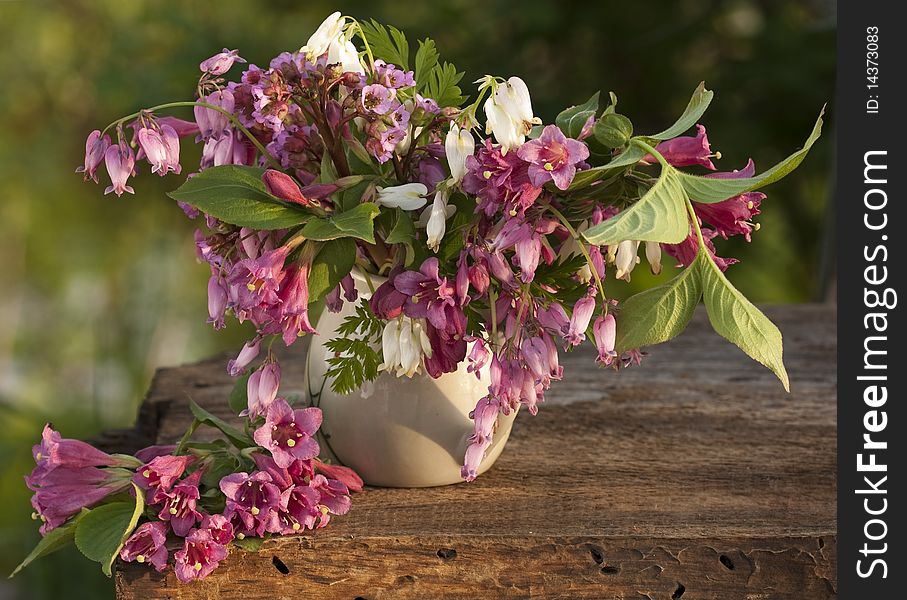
[309,474,351,525]
[156,117,200,138]
[207,273,228,330]
[31,424,137,476]
[466,337,491,379]
[277,263,317,346]
[76,130,111,182]
[120,521,169,572]
[200,514,235,546]
[593,314,617,366]
[227,337,262,377]
[200,48,246,76]
[103,140,135,197]
[564,294,596,346]
[173,528,229,583]
[461,396,501,481]
[195,90,235,140]
[516,124,590,190]
[694,160,763,241]
[253,399,321,468]
[369,268,407,320]
[219,471,284,536]
[133,454,194,494]
[652,124,716,170]
[27,466,132,534]
[262,169,319,207]
[154,470,203,536]
[314,460,364,493]
[246,361,280,419]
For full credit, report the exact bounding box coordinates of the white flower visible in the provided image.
[301,12,346,61]
[327,31,365,75]
[379,316,432,378]
[483,76,541,154]
[644,241,663,275]
[395,124,423,155]
[375,183,428,211]
[444,123,475,183]
[613,240,641,281]
[426,188,451,252]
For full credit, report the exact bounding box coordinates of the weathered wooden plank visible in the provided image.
[114,305,837,599]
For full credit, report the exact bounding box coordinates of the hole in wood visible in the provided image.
[588,547,604,565]
[437,548,457,560]
[600,565,620,574]
[395,575,416,585]
[719,554,735,570]
[272,556,290,575]
[818,537,825,549]
[672,583,686,599]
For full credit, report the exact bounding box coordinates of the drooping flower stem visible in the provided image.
[348,17,377,72]
[101,101,283,170]
[547,204,607,306]
[175,418,201,455]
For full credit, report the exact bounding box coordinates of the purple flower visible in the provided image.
[373,60,416,89]
[282,480,320,532]
[120,521,169,572]
[103,140,135,197]
[137,125,180,176]
[370,268,408,320]
[361,84,396,115]
[229,245,290,310]
[156,116,200,138]
[414,93,440,114]
[593,314,617,366]
[422,322,467,379]
[516,124,590,190]
[463,139,543,217]
[663,228,738,272]
[652,124,716,170]
[466,338,491,379]
[537,302,569,335]
[27,466,132,534]
[200,514,235,546]
[227,337,262,377]
[309,474,351,525]
[219,471,284,536]
[564,294,596,346]
[133,444,178,464]
[246,361,281,419]
[154,469,203,536]
[253,399,321,468]
[133,454,194,494]
[461,396,501,481]
[393,257,458,330]
[76,130,111,182]
[173,528,229,583]
[200,48,246,76]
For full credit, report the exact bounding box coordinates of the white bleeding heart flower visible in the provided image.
[375,183,428,211]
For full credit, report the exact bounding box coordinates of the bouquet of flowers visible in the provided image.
[18,11,821,581]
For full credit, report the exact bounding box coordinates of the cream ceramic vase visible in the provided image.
[303,270,517,487]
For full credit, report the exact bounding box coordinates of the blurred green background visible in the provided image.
[0,0,834,597]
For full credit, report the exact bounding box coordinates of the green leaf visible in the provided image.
[614,255,702,353]
[555,92,599,139]
[320,148,338,184]
[424,62,467,107]
[677,108,825,203]
[582,167,689,246]
[385,208,415,244]
[233,536,265,552]
[74,485,145,577]
[565,144,646,192]
[698,254,790,391]
[414,38,440,88]
[189,398,255,448]
[649,81,714,141]
[307,238,357,302]
[593,113,634,148]
[300,203,381,244]
[167,166,309,230]
[359,19,409,68]
[10,512,86,578]
[229,370,252,415]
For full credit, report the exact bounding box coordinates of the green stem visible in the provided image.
[102,100,282,170]
[548,204,607,306]
[175,418,201,455]
[488,286,499,350]
[348,17,376,72]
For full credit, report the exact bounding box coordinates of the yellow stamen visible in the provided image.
[31,512,39,520]
[714,151,722,160]
[286,439,296,447]
[250,506,260,516]
[194,562,202,572]
[292,522,301,531]
[483,170,492,179]
[169,507,178,515]
[136,555,145,564]
[246,282,257,292]
[237,533,246,540]
[543,163,554,171]
[35,452,42,461]
[142,469,151,478]
[747,200,754,210]
[754,223,761,231]
[320,506,330,516]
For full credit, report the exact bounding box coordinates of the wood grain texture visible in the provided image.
[113,304,837,599]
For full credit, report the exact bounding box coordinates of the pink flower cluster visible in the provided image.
[25,396,362,582]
